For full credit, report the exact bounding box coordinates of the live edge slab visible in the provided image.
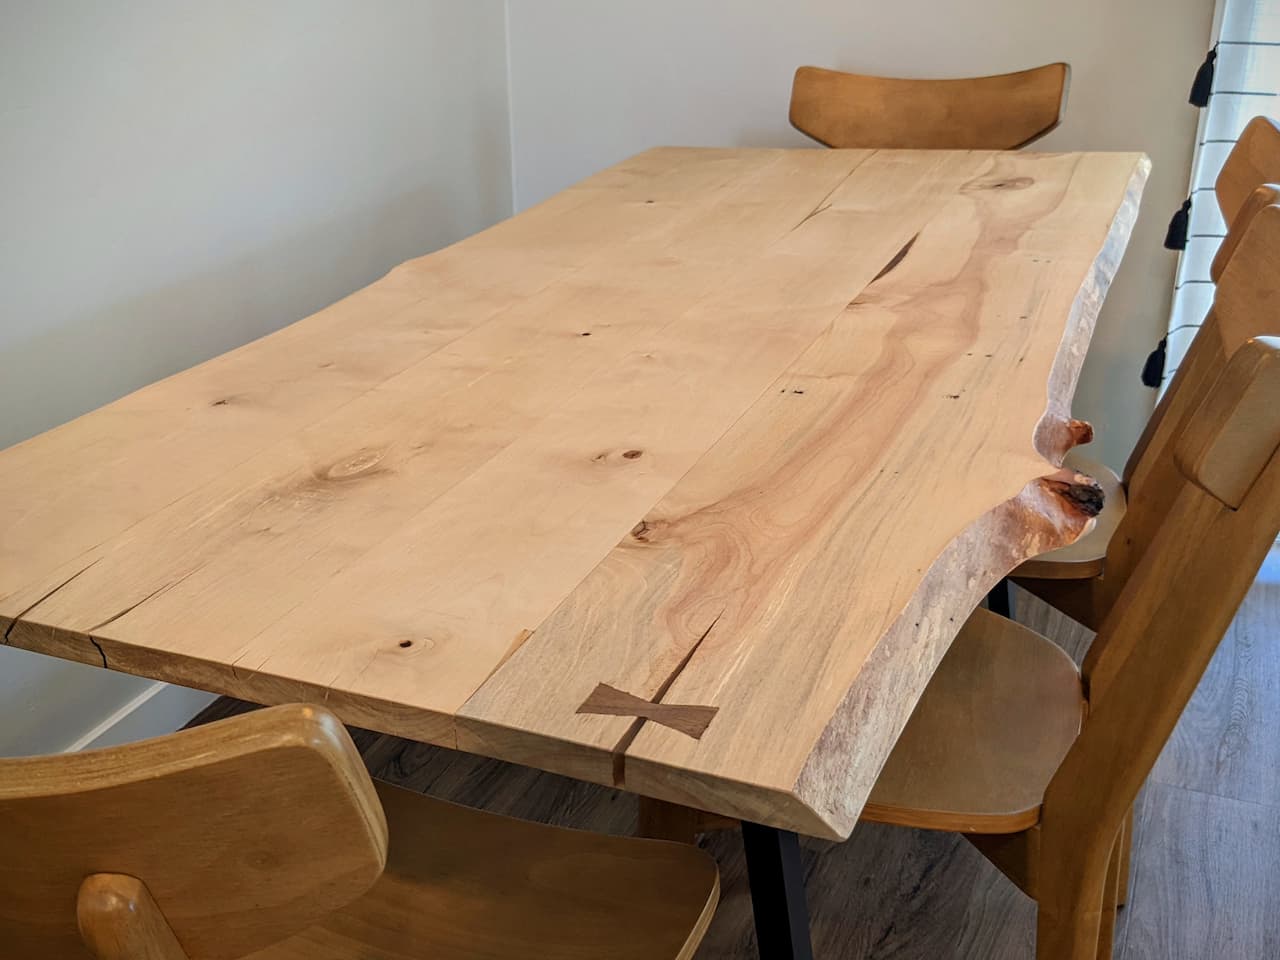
[0,148,1147,840]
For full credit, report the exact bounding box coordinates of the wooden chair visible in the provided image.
[862,207,1280,959]
[0,703,719,960]
[788,63,1069,150]
[1013,116,1280,621]
[1013,119,1280,628]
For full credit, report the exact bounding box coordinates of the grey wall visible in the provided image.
[0,0,513,753]
[505,0,1213,471]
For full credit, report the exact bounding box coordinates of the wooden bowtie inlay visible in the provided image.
[577,683,718,739]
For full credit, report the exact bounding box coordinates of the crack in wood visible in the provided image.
[871,233,920,282]
[607,610,725,786]
[1,558,101,644]
[793,200,833,229]
[789,152,874,231]
[85,565,206,634]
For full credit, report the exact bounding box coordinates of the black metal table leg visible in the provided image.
[986,576,1015,619]
[741,821,814,960]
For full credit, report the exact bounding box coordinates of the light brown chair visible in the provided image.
[1014,114,1280,627]
[0,703,719,960]
[788,63,1069,150]
[1013,118,1280,632]
[862,206,1280,960]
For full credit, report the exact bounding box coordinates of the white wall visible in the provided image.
[0,0,512,754]
[505,0,1213,471]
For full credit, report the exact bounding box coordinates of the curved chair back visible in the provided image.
[788,63,1069,149]
[1216,116,1280,225]
[1108,121,1280,630]
[1097,189,1280,636]
[0,704,387,959]
[1043,210,1280,892]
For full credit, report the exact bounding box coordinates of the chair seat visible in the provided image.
[1012,452,1125,580]
[862,607,1084,834]
[251,781,719,960]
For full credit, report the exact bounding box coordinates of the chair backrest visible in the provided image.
[1124,117,1280,490]
[1101,193,1280,630]
[1216,116,1280,226]
[1039,220,1280,885]
[0,704,387,959]
[788,63,1069,149]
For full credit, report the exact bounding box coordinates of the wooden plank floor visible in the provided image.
[189,558,1280,958]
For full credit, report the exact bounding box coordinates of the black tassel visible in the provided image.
[1141,337,1167,388]
[1164,198,1191,250]
[1189,46,1216,107]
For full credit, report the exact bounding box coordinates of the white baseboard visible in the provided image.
[64,681,217,752]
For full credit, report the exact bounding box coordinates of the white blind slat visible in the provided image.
[1162,0,1280,396]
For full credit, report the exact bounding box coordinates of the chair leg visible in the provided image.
[637,797,701,844]
[987,578,1015,619]
[1035,839,1114,960]
[1116,807,1134,909]
[1094,838,1122,960]
[637,797,738,843]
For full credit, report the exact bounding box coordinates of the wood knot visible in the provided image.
[318,449,387,482]
[1045,473,1105,518]
[1067,419,1095,446]
[965,176,1035,192]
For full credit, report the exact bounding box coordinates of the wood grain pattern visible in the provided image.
[461,151,1144,839]
[1,148,1147,840]
[789,64,1069,149]
[1,147,872,743]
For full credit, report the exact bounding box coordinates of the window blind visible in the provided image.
[1163,0,1280,393]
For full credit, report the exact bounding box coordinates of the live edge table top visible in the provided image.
[0,147,1147,839]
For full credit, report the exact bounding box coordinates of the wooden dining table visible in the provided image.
[1,145,1146,957]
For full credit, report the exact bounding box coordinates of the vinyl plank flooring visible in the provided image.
[1120,783,1280,960]
[1150,580,1280,805]
[1009,582,1096,666]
